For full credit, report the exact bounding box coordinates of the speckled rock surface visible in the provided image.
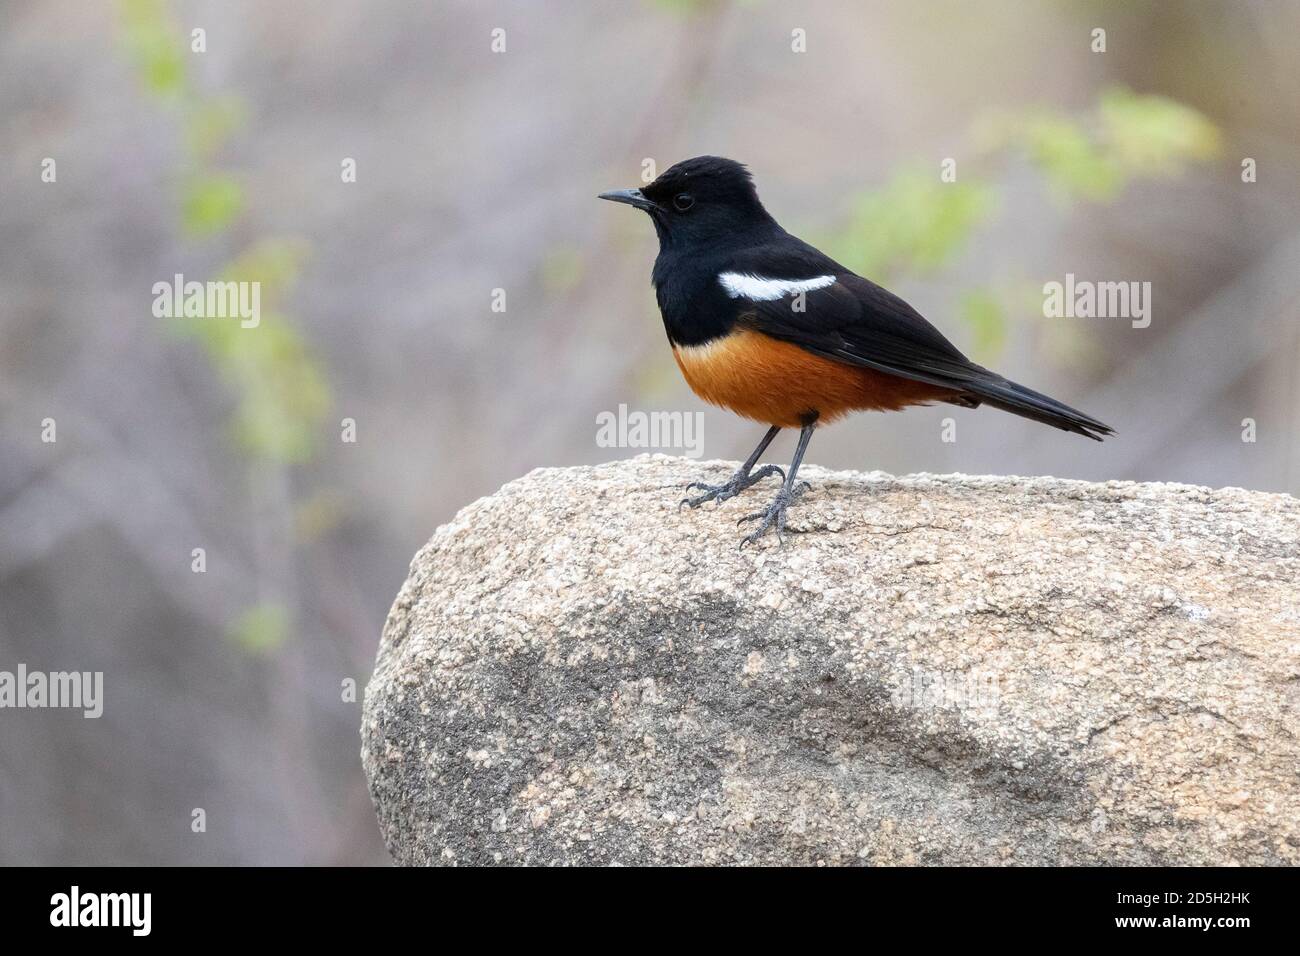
[361,455,1300,866]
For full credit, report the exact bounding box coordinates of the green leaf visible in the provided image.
[168,239,331,463]
[1098,87,1222,174]
[820,169,996,281]
[1018,87,1220,203]
[182,174,244,235]
[229,603,290,655]
[1023,115,1122,201]
[225,319,330,463]
[118,0,187,99]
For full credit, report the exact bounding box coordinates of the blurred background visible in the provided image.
[1,0,1296,864]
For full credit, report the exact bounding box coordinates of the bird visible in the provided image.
[599,156,1113,547]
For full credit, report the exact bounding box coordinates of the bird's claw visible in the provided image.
[678,464,785,510]
[737,481,811,548]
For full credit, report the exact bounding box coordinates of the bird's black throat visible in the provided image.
[650,220,787,348]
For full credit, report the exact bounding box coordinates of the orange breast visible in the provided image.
[672,329,954,429]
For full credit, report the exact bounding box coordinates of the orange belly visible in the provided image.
[672,328,954,429]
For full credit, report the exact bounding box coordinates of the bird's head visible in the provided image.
[599,156,774,250]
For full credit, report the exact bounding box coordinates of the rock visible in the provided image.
[361,455,1300,866]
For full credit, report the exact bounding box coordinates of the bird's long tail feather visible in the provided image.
[961,375,1114,441]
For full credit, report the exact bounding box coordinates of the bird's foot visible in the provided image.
[737,481,812,548]
[679,464,785,510]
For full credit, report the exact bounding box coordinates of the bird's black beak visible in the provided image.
[598,187,656,211]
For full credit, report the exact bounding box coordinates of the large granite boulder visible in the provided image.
[362,456,1300,865]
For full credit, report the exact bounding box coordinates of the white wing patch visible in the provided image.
[717,272,836,301]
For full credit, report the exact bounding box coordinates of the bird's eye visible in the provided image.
[673,193,695,211]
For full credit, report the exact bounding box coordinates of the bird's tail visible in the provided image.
[959,374,1114,441]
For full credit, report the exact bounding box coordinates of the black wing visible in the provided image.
[725,243,1114,440]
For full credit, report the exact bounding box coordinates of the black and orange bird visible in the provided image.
[599,156,1113,546]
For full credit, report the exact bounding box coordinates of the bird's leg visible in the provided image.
[738,419,816,547]
[680,425,784,509]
